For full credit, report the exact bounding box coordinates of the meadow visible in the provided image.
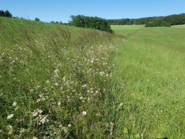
[111,24,185,138]
[1,15,185,139]
[0,17,123,138]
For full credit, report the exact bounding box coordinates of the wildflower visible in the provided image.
[7,114,14,120]
[42,98,46,101]
[96,113,101,116]
[58,102,61,106]
[79,97,83,100]
[40,117,47,124]
[30,89,34,92]
[33,137,38,139]
[38,110,43,114]
[68,124,72,127]
[15,107,19,111]
[7,125,12,130]
[28,111,31,113]
[100,72,104,76]
[8,130,14,134]
[46,80,49,83]
[32,111,38,117]
[12,102,17,106]
[37,99,41,103]
[54,69,59,73]
[55,83,59,86]
[81,84,87,88]
[62,76,66,81]
[82,111,86,116]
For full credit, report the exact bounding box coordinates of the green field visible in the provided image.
[111,25,145,35]
[1,16,185,138]
[110,25,185,138]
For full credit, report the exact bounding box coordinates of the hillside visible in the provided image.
[0,17,123,138]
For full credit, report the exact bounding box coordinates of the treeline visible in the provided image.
[0,10,12,18]
[145,21,171,27]
[70,15,114,33]
[107,13,185,25]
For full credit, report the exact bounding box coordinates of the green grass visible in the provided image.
[111,25,185,138]
[2,16,185,138]
[111,25,145,35]
[0,17,123,138]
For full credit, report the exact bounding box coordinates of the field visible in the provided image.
[111,25,185,138]
[1,16,185,138]
[111,25,144,35]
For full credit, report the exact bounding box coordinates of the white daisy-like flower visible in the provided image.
[38,110,43,114]
[55,83,59,86]
[12,102,17,106]
[58,102,61,106]
[82,111,86,116]
[100,72,104,76]
[7,125,12,130]
[54,69,59,73]
[81,84,87,88]
[30,89,34,92]
[46,80,49,83]
[15,107,18,111]
[7,114,14,120]
[32,111,38,117]
[37,99,41,103]
[79,97,83,100]
[33,137,38,139]
[68,124,72,127]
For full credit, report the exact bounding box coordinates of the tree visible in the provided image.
[70,15,114,33]
[0,10,5,16]
[4,10,12,18]
[35,17,40,21]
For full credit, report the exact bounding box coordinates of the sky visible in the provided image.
[0,0,185,23]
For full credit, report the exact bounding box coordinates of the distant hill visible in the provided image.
[107,13,185,25]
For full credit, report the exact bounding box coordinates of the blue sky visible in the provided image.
[1,0,185,23]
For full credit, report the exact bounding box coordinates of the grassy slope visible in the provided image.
[111,25,185,138]
[0,17,123,138]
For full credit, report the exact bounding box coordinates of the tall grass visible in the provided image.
[0,17,123,138]
[110,25,185,138]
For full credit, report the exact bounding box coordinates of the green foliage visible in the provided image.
[108,13,185,26]
[70,15,114,33]
[35,17,40,21]
[145,21,171,27]
[0,10,12,18]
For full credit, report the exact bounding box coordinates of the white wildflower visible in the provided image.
[7,114,14,120]
[82,111,86,116]
[12,102,17,106]
[7,125,12,130]
[32,111,38,117]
